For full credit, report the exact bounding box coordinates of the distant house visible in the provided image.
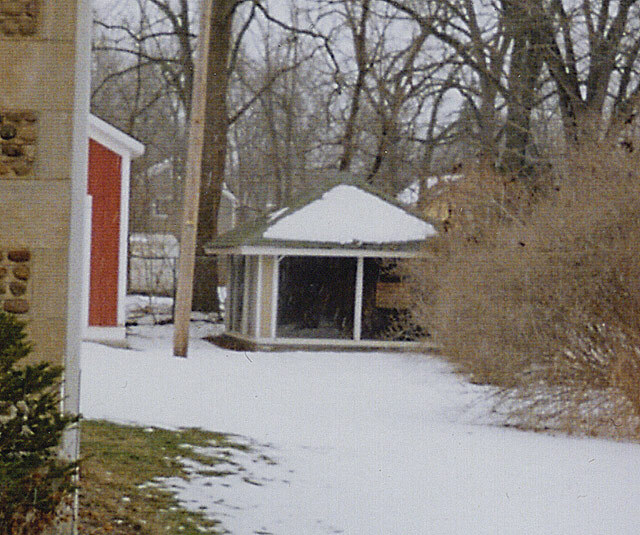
[132,158,181,235]
[133,158,238,237]
[206,179,437,349]
[84,115,145,342]
[128,183,238,296]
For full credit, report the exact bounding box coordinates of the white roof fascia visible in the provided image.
[88,114,145,159]
[206,245,429,259]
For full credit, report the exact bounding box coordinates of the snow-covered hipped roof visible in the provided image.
[206,181,437,256]
[263,185,435,244]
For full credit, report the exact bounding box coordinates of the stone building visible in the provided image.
[0,0,92,507]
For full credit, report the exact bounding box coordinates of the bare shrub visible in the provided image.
[408,143,640,438]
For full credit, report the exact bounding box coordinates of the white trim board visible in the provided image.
[88,114,145,158]
[116,147,132,327]
[241,257,251,335]
[207,245,430,259]
[222,330,436,351]
[81,195,92,336]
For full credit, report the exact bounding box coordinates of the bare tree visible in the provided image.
[538,0,640,143]
[378,0,640,179]
[93,0,335,311]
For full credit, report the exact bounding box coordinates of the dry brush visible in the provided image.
[408,143,640,439]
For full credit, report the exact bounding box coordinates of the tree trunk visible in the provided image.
[339,0,371,172]
[192,0,235,312]
[501,0,543,181]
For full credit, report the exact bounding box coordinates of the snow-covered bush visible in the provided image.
[0,311,78,533]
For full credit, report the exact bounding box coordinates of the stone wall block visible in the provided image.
[4,111,24,122]
[0,0,38,36]
[8,249,30,262]
[0,124,16,139]
[0,246,31,314]
[3,299,29,314]
[0,17,17,34]
[9,281,26,296]
[13,265,29,280]
[17,124,36,142]
[2,144,21,157]
[0,1,24,16]
[25,0,36,17]
[0,110,37,179]
[18,13,35,34]
[22,144,35,161]
[11,161,30,175]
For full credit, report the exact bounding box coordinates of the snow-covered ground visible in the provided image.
[81,323,640,534]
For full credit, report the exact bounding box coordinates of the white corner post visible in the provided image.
[255,256,263,338]
[224,255,233,331]
[353,256,364,341]
[270,256,280,339]
[81,195,92,337]
[117,149,132,327]
[63,1,92,531]
[65,0,92,457]
[241,256,251,335]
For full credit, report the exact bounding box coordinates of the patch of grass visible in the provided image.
[78,420,249,534]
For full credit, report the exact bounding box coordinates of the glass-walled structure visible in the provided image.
[223,253,421,347]
[206,181,436,349]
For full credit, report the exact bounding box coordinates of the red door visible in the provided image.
[87,139,122,326]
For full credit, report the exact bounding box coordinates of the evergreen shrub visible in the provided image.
[0,311,77,534]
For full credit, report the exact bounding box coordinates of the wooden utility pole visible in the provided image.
[173,0,214,357]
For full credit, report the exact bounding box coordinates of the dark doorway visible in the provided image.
[361,258,413,340]
[277,256,356,339]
